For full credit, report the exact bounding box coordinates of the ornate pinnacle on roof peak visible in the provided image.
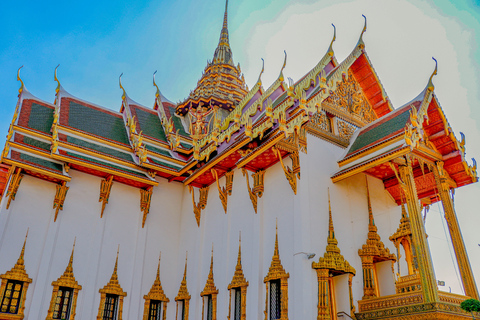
[111,245,119,282]
[427,57,438,91]
[17,66,25,95]
[328,24,336,57]
[356,14,367,49]
[54,65,61,96]
[64,237,75,275]
[119,73,126,102]
[213,0,233,65]
[16,228,28,268]
[365,177,375,228]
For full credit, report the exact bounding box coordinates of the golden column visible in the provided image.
[433,161,479,299]
[397,157,439,303]
[315,269,331,320]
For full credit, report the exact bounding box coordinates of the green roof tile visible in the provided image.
[148,157,181,170]
[145,144,170,156]
[66,152,147,178]
[167,106,188,136]
[20,153,63,173]
[134,108,167,142]
[67,136,134,162]
[28,103,54,134]
[68,101,129,145]
[347,107,411,156]
[23,137,50,151]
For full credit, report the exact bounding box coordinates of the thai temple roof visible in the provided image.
[0,5,476,218]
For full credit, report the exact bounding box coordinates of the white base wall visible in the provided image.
[0,135,415,320]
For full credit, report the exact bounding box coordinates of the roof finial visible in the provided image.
[223,0,229,30]
[427,57,437,91]
[257,58,265,85]
[356,15,367,48]
[17,66,25,94]
[327,24,336,57]
[54,64,61,95]
[279,50,287,81]
[119,73,126,101]
[274,218,279,257]
[153,70,161,101]
[17,228,29,266]
[112,245,119,280]
[156,252,161,280]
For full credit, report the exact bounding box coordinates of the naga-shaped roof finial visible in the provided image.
[257,58,265,85]
[327,24,336,57]
[279,50,287,81]
[153,70,161,101]
[54,64,61,95]
[119,73,126,102]
[17,66,25,94]
[427,57,438,91]
[356,15,367,49]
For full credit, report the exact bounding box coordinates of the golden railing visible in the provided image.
[395,273,422,294]
[357,291,424,312]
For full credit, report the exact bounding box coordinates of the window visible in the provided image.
[269,280,281,320]
[0,280,23,314]
[204,295,213,320]
[52,287,73,319]
[102,294,119,320]
[176,300,186,320]
[148,300,162,320]
[233,289,241,320]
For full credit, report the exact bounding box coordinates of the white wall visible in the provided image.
[0,134,408,320]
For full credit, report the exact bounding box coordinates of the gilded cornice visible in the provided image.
[201,249,218,296]
[175,256,191,301]
[312,191,356,275]
[228,236,248,289]
[52,240,81,290]
[358,179,396,262]
[99,248,126,297]
[264,223,289,282]
[0,231,32,284]
[144,254,169,302]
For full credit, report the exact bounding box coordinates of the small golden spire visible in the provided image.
[274,219,280,258]
[65,237,76,274]
[237,231,242,266]
[17,66,25,94]
[365,177,374,227]
[156,252,161,281]
[427,57,437,91]
[111,245,120,282]
[328,24,336,57]
[119,73,126,102]
[17,228,29,267]
[328,188,334,239]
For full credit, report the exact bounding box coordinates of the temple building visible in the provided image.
[0,1,478,320]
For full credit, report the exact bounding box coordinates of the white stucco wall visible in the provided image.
[0,134,412,320]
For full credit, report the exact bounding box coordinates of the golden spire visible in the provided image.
[427,57,437,91]
[99,245,126,296]
[229,232,249,288]
[213,0,233,65]
[65,238,75,276]
[201,245,218,295]
[327,188,337,246]
[176,252,191,300]
[264,220,289,282]
[52,238,81,289]
[17,66,25,94]
[111,245,119,283]
[144,252,168,301]
[366,177,375,228]
[16,229,28,268]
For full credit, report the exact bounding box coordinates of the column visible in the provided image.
[398,157,439,303]
[433,161,479,299]
[316,269,331,320]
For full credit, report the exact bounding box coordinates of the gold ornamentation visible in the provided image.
[97,247,126,320]
[53,181,69,222]
[201,248,218,320]
[310,111,331,132]
[272,147,300,194]
[433,161,479,300]
[5,167,23,210]
[143,253,169,320]
[358,178,396,299]
[228,234,248,320]
[263,223,289,320]
[242,168,265,214]
[175,255,190,320]
[337,120,356,140]
[312,190,355,320]
[390,204,416,278]
[0,230,32,320]
[140,187,153,228]
[46,240,82,320]
[189,186,209,226]
[211,169,233,214]
[99,176,114,218]
[324,70,376,123]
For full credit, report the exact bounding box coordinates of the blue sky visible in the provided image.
[1,0,480,294]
